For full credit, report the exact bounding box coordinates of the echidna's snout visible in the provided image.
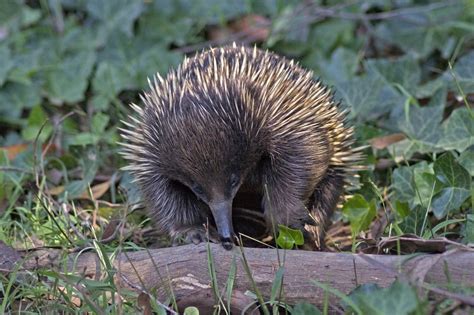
[209,200,235,250]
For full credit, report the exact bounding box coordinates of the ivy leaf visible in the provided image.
[0,1,41,31]
[393,201,410,219]
[388,88,447,159]
[305,48,359,86]
[85,0,144,44]
[292,302,322,315]
[392,165,418,205]
[276,225,304,249]
[92,62,132,110]
[0,82,41,121]
[119,172,143,206]
[348,281,419,315]
[444,51,474,93]
[398,103,444,153]
[366,56,421,95]
[44,50,96,104]
[431,153,471,218]
[21,105,53,142]
[413,171,443,207]
[458,150,474,176]
[437,108,474,152]
[342,194,376,235]
[183,306,199,315]
[373,4,464,58]
[0,45,14,86]
[91,113,110,134]
[337,69,404,122]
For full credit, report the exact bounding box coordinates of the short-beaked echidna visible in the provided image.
[120,44,362,250]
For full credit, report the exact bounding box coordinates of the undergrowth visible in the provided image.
[0,0,473,314]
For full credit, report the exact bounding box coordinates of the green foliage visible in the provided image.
[342,194,377,236]
[392,153,471,222]
[0,0,473,312]
[291,302,322,315]
[347,281,421,315]
[184,306,200,315]
[276,225,304,249]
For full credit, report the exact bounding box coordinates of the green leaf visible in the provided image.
[21,105,53,142]
[373,4,465,58]
[183,306,199,315]
[437,108,474,152]
[0,1,40,31]
[276,225,304,249]
[119,172,143,206]
[292,302,322,315]
[68,133,100,146]
[392,166,416,204]
[348,281,419,315]
[366,56,421,95]
[44,50,96,104]
[398,101,444,154]
[431,153,471,218]
[7,48,43,85]
[458,150,474,176]
[62,180,87,200]
[308,19,356,55]
[92,62,133,103]
[342,194,377,235]
[304,48,359,86]
[337,69,404,122]
[85,0,144,44]
[0,45,14,86]
[393,201,410,219]
[445,51,474,93]
[91,113,110,134]
[413,162,442,208]
[0,82,41,121]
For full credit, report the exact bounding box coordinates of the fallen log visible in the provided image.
[13,244,474,313]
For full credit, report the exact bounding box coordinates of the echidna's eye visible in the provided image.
[191,183,204,197]
[230,174,240,188]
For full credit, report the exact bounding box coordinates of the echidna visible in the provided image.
[120,44,362,250]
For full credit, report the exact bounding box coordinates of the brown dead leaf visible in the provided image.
[79,181,110,200]
[48,181,110,200]
[208,14,270,43]
[1,143,57,160]
[48,185,65,196]
[369,133,406,150]
[369,208,389,241]
[229,14,270,42]
[137,293,153,315]
[101,219,120,243]
[48,287,82,307]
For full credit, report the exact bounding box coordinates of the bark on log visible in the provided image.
[19,244,474,313]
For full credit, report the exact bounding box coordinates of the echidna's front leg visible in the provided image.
[307,167,345,248]
[260,139,333,246]
[261,158,321,232]
[140,175,217,245]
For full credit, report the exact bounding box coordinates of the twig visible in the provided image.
[313,1,458,21]
[0,166,34,174]
[423,284,474,306]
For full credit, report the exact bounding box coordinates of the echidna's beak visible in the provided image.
[209,200,235,250]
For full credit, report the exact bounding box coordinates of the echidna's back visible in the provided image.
[179,45,354,170]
